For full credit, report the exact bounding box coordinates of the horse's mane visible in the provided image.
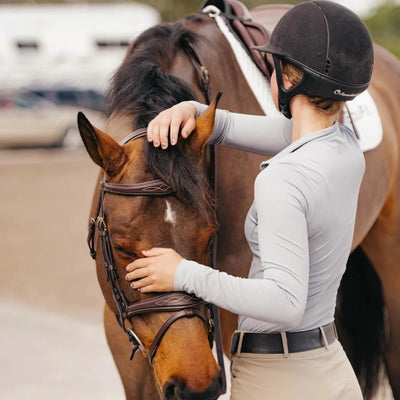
[105,18,215,223]
[105,21,199,125]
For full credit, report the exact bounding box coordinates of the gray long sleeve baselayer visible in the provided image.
[174,103,365,333]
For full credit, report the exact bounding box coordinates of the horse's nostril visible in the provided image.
[163,374,222,400]
[163,380,179,400]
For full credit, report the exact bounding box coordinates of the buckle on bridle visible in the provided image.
[96,216,107,231]
[208,317,215,347]
[127,328,146,360]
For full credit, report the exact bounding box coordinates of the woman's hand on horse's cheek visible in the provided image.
[133,274,173,293]
[126,257,149,272]
[125,260,150,282]
[126,248,182,292]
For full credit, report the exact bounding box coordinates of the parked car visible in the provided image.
[0,89,105,149]
[27,87,105,112]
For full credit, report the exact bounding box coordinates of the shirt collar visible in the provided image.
[260,122,339,170]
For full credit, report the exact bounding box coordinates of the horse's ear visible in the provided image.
[188,92,222,154]
[77,112,128,177]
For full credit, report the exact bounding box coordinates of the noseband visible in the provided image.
[87,129,215,364]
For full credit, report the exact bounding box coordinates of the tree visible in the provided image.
[363,1,400,58]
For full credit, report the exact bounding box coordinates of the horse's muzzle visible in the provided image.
[162,370,224,400]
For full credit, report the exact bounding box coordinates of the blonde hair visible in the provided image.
[282,62,343,116]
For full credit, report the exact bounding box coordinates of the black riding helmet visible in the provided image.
[253,0,374,118]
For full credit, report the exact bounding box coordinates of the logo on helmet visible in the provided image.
[334,89,357,98]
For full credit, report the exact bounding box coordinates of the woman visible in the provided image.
[125,1,374,398]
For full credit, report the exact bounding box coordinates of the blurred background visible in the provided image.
[0,1,398,399]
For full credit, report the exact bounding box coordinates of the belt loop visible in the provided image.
[320,326,329,350]
[333,322,338,339]
[237,331,245,356]
[280,332,289,357]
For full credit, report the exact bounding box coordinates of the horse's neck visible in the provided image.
[188,17,264,114]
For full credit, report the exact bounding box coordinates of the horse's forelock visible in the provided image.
[145,142,215,225]
[105,19,214,224]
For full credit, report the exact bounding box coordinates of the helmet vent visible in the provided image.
[324,58,331,74]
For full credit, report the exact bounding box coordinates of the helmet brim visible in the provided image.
[252,43,287,57]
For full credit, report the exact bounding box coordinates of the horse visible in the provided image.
[78,91,227,400]
[79,3,400,400]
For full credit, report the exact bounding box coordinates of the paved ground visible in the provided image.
[0,148,124,399]
[0,147,393,399]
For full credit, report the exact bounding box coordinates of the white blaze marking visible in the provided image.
[164,200,177,225]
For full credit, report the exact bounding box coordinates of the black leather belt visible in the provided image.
[230,322,337,355]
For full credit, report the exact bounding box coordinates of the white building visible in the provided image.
[0,3,160,91]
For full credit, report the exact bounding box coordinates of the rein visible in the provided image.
[87,129,226,394]
[184,41,227,394]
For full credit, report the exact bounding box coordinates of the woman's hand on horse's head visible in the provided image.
[147,102,197,149]
[125,248,183,293]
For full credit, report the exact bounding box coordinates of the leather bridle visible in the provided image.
[87,129,226,397]
[86,40,226,393]
[87,129,215,364]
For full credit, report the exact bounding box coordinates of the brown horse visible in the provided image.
[78,95,226,400]
[81,4,400,400]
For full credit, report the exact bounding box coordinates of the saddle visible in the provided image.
[200,0,273,78]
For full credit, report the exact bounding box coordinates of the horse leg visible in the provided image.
[362,235,400,397]
[335,247,386,399]
[103,304,160,400]
[361,184,400,399]
[349,45,400,398]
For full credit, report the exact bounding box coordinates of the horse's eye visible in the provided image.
[113,245,137,259]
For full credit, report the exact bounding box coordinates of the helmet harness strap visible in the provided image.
[273,55,306,119]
